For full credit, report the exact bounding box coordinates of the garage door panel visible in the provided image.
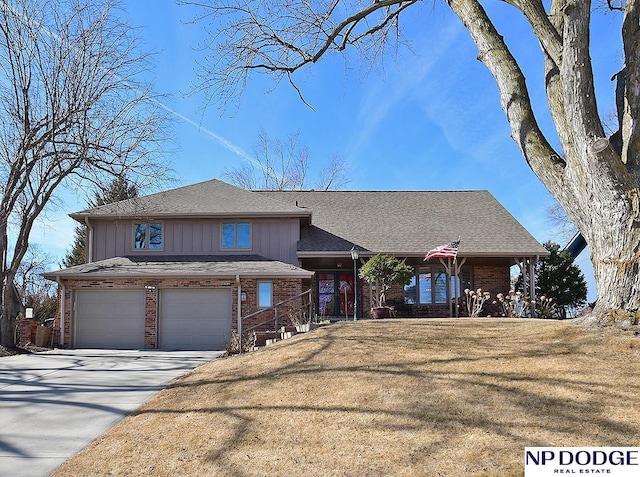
[159,289,231,351]
[75,290,145,349]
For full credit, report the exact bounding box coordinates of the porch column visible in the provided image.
[529,257,537,317]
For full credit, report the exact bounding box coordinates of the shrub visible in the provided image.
[358,254,414,308]
[494,290,531,318]
[464,289,491,317]
[225,330,257,355]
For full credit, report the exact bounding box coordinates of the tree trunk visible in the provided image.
[588,225,640,316]
[447,0,640,323]
[1,274,17,347]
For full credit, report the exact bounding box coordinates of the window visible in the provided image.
[222,222,251,249]
[133,222,162,250]
[410,266,473,305]
[257,281,272,308]
[404,276,417,304]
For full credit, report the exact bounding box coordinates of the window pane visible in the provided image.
[404,275,416,305]
[258,281,272,308]
[237,222,251,249]
[318,273,335,316]
[419,270,432,304]
[149,223,162,249]
[134,223,147,249]
[222,223,235,249]
[434,271,448,304]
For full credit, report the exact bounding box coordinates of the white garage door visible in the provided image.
[75,290,145,349]
[159,289,232,350]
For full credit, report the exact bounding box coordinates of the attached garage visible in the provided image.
[74,289,146,349]
[159,288,232,350]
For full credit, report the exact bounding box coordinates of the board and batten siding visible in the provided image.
[90,218,300,265]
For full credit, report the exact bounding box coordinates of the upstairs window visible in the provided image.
[222,222,251,249]
[133,222,163,250]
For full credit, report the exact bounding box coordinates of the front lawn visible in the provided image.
[52,319,640,476]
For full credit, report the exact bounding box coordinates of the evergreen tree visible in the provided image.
[62,177,139,267]
[517,241,588,318]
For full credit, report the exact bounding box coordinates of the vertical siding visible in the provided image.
[89,217,300,265]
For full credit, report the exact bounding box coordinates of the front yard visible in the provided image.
[52,319,640,476]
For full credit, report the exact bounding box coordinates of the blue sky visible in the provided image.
[32,1,623,300]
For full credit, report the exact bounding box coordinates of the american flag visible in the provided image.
[424,240,460,261]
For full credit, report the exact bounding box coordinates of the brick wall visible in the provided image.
[55,277,304,348]
[472,265,511,295]
[19,319,38,346]
[239,278,304,331]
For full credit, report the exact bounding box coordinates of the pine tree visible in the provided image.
[517,241,588,318]
[61,177,139,267]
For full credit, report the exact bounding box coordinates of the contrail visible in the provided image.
[151,100,261,168]
[0,0,268,173]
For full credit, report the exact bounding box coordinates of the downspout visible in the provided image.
[84,217,93,262]
[55,276,65,347]
[236,274,242,352]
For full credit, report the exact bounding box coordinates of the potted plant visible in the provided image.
[358,254,414,318]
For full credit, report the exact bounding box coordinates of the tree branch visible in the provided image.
[621,0,640,168]
[446,0,565,190]
[184,0,419,107]
[500,0,563,66]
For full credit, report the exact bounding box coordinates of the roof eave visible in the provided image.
[70,211,311,222]
[296,251,550,259]
[44,270,314,281]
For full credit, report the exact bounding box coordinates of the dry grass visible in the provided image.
[52,319,640,477]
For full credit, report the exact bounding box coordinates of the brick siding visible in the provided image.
[472,266,511,295]
[54,277,304,349]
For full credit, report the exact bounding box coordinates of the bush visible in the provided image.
[225,330,256,355]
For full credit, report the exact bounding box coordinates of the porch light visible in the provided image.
[350,246,359,321]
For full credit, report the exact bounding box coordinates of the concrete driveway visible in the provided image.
[0,349,224,477]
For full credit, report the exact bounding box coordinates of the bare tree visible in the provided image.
[183,0,640,324]
[545,201,578,244]
[14,245,57,323]
[0,0,170,346]
[223,129,349,190]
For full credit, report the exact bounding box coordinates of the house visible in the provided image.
[44,179,548,350]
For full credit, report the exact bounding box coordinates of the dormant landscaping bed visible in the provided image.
[52,319,640,476]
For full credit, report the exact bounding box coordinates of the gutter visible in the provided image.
[84,217,94,262]
[296,251,551,259]
[563,232,588,260]
[55,276,65,347]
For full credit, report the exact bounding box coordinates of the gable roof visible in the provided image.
[69,179,547,258]
[70,179,308,220]
[260,190,548,258]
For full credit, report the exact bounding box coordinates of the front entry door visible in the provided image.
[318,272,354,318]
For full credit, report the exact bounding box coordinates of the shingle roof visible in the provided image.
[43,255,314,279]
[70,179,308,220]
[69,179,547,258]
[260,190,548,257]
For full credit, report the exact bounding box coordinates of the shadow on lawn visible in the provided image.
[127,320,640,476]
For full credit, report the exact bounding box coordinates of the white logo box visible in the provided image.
[525,447,640,476]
